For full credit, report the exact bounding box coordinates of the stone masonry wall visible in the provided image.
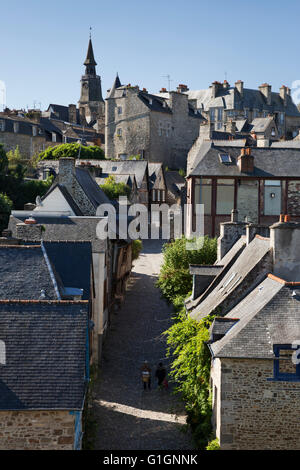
[211,358,300,450]
[0,132,45,159]
[0,410,76,450]
[287,180,300,216]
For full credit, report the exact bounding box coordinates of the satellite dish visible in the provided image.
[36,195,43,206]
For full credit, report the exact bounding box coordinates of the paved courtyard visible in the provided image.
[93,239,194,450]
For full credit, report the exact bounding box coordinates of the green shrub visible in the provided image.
[206,438,220,450]
[156,236,217,303]
[0,193,13,234]
[132,239,142,261]
[38,143,105,161]
[100,175,131,200]
[0,144,8,174]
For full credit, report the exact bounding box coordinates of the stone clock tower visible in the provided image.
[78,37,105,127]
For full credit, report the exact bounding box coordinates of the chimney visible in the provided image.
[270,217,300,281]
[24,203,36,211]
[177,84,189,93]
[160,87,167,93]
[68,104,77,124]
[235,80,244,97]
[199,122,214,140]
[246,223,270,245]
[237,147,254,173]
[279,85,287,106]
[259,83,272,106]
[211,81,222,98]
[16,222,43,241]
[58,157,76,192]
[223,80,230,90]
[217,210,247,261]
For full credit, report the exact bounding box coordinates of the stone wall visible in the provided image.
[0,132,45,159]
[0,410,76,450]
[287,180,300,216]
[211,357,300,450]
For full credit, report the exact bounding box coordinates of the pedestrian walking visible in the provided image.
[155,362,167,389]
[141,360,151,390]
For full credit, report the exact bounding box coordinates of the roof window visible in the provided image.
[219,153,233,164]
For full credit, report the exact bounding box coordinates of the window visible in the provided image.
[244,108,249,118]
[117,106,122,115]
[152,189,156,202]
[219,154,233,164]
[52,132,56,142]
[272,345,300,381]
[216,179,235,214]
[32,126,37,136]
[217,108,223,121]
[194,178,212,215]
[161,190,165,202]
[271,127,276,137]
[210,108,215,122]
[0,120,5,132]
[264,180,281,215]
[253,109,258,118]
[216,122,222,130]
[13,122,19,133]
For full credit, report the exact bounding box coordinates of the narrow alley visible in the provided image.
[93,240,194,450]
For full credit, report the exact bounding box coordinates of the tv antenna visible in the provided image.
[162,74,172,92]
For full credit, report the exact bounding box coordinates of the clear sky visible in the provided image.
[1,0,300,110]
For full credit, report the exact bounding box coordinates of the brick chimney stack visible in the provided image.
[237,147,254,173]
[177,84,189,93]
[211,81,222,98]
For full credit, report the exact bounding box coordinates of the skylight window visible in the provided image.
[219,153,233,164]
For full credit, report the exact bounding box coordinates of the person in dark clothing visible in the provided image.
[155,362,167,388]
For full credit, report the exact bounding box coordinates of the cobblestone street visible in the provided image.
[93,240,194,450]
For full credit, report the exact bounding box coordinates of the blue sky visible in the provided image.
[1,0,300,109]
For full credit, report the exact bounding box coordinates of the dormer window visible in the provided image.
[0,340,5,365]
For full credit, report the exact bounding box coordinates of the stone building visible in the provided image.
[105,77,203,168]
[172,80,300,139]
[186,142,300,237]
[204,218,300,450]
[0,243,89,449]
[0,112,46,158]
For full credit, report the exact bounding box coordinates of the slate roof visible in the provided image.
[92,160,148,189]
[75,167,112,208]
[250,117,274,133]
[188,141,300,178]
[186,235,246,312]
[209,277,300,359]
[43,242,92,300]
[0,245,59,300]
[0,115,44,136]
[84,38,97,66]
[165,170,186,196]
[148,163,166,190]
[0,301,88,410]
[184,86,300,117]
[189,236,271,321]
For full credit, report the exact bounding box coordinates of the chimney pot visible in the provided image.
[284,214,291,222]
[24,217,37,225]
[279,214,284,223]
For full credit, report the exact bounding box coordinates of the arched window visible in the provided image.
[0,340,5,365]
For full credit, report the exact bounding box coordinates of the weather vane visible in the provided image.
[89,26,92,39]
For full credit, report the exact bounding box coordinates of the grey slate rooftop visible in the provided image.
[188,235,271,321]
[0,301,88,410]
[0,245,59,300]
[188,141,300,177]
[209,276,300,359]
[43,241,92,300]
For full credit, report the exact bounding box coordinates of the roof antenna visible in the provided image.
[162,74,172,92]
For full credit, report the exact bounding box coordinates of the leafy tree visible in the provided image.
[156,236,217,303]
[7,146,26,180]
[0,193,13,234]
[99,175,131,200]
[132,239,142,261]
[37,143,105,161]
[178,168,186,178]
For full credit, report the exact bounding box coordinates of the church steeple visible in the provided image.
[84,38,97,75]
[78,33,104,125]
